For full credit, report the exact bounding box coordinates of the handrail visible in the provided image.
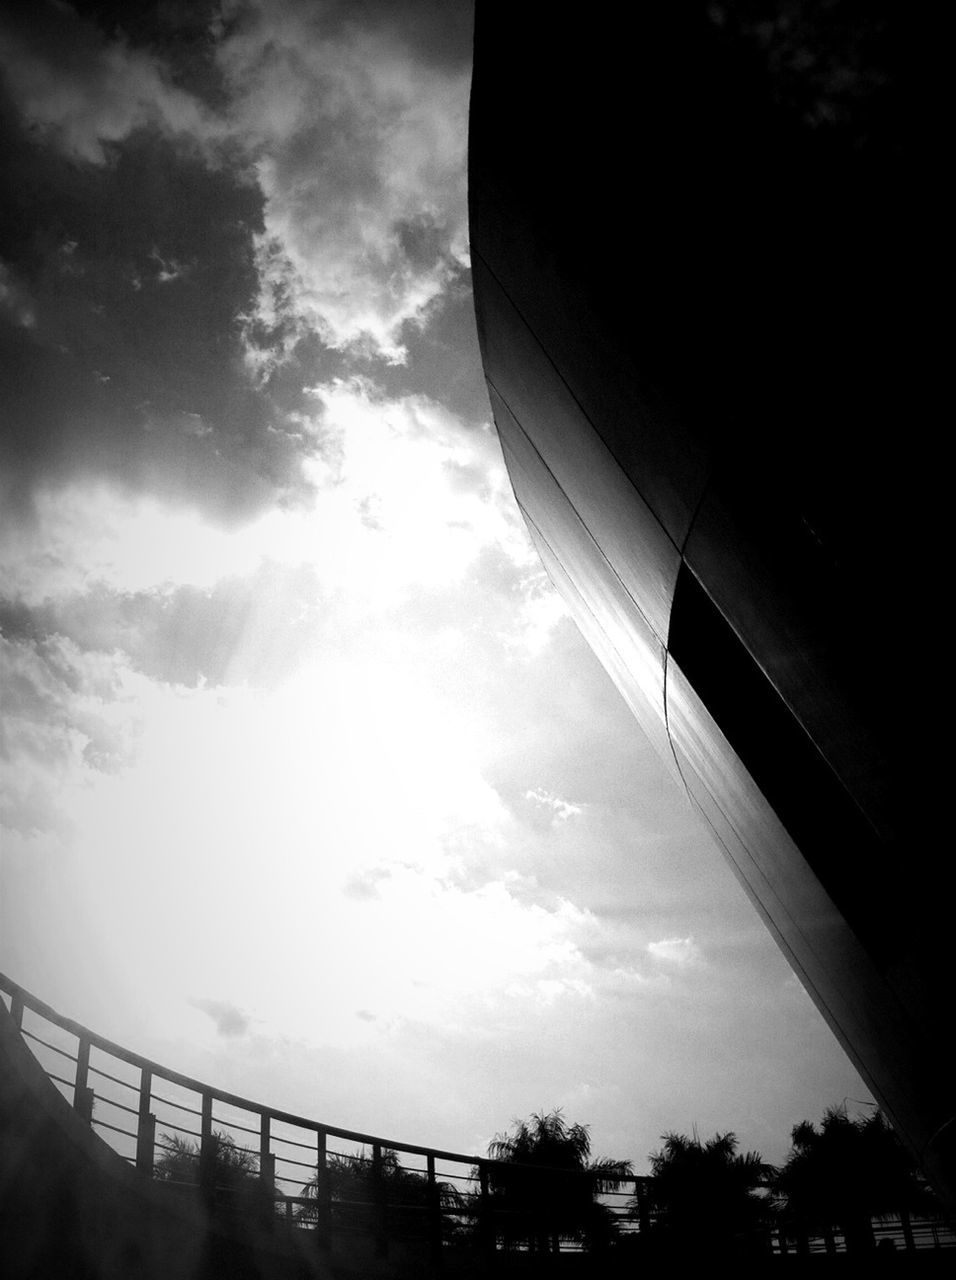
[0,968,648,1263]
[10,971,947,1259]
[0,971,479,1164]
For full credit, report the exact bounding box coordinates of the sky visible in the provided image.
[0,0,871,1174]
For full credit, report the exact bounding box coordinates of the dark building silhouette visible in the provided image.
[469,4,952,1208]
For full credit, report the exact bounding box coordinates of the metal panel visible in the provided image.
[490,386,672,761]
[665,657,950,1174]
[476,256,680,641]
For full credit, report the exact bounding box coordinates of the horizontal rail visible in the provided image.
[20,1028,79,1062]
[1,972,483,1165]
[95,1093,141,1118]
[88,1063,140,1092]
[155,1120,203,1140]
[92,1117,138,1140]
[151,1092,204,1116]
[8,972,950,1262]
[209,1117,260,1138]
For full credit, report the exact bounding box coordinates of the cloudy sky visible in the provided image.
[0,0,869,1173]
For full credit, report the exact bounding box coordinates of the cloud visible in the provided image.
[524,788,584,824]
[0,380,531,626]
[294,378,531,598]
[0,3,223,165]
[0,631,142,835]
[0,262,35,329]
[0,119,299,524]
[191,997,252,1037]
[647,936,701,967]
[216,0,471,365]
[0,0,475,523]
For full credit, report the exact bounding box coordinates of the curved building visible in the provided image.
[469,4,952,1206]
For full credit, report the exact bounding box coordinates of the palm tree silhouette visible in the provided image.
[773,1107,936,1255]
[643,1130,774,1259]
[482,1109,631,1254]
[153,1130,276,1224]
[298,1147,464,1243]
[154,1130,260,1189]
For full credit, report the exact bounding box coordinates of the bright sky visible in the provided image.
[0,0,870,1173]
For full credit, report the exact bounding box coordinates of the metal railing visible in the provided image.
[0,973,643,1259]
[3,972,952,1261]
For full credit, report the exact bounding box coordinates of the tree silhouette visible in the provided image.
[298,1147,464,1242]
[773,1107,936,1254]
[153,1130,276,1223]
[154,1130,259,1188]
[482,1109,631,1254]
[643,1130,773,1259]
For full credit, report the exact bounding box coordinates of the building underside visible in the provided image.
[469,3,952,1208]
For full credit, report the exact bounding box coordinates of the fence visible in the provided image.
[0,972,641,1259]
[3,972,952,1261]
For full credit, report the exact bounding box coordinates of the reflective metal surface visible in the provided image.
[470,0,953,1211]
[476,259,680,640]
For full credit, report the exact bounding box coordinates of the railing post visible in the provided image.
[634,1175,650,1235]
[372,1142,388,1258]
[427,1153,442,1265]
[900,1208,915,1251]
[259,1113,275,1188]
[479,1160,494,1257]
[136,1067,155,1175]
[199,1091,214,1190]
[258,1112,277,1228]
[73,1036,94,1123]
[314,1130,331,1250]
[9,988,24,1029]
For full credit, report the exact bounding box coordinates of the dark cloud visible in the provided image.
[334,0,474,69]
[376,268,490,429]
[0,43,314,524]
[220,0,474,74]
[70,0,474,75]
[70,0,228,106]
[191,996,251,1037]
[0,0,477,522]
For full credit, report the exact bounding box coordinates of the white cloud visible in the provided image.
[0,632,146,835]
[0,485,264,603]
[216,0,470,363]
[0,382,534,616]
[1,0,469,366]
[647,936,701,967]
[524,788,584,823]
[506,579,568,656]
